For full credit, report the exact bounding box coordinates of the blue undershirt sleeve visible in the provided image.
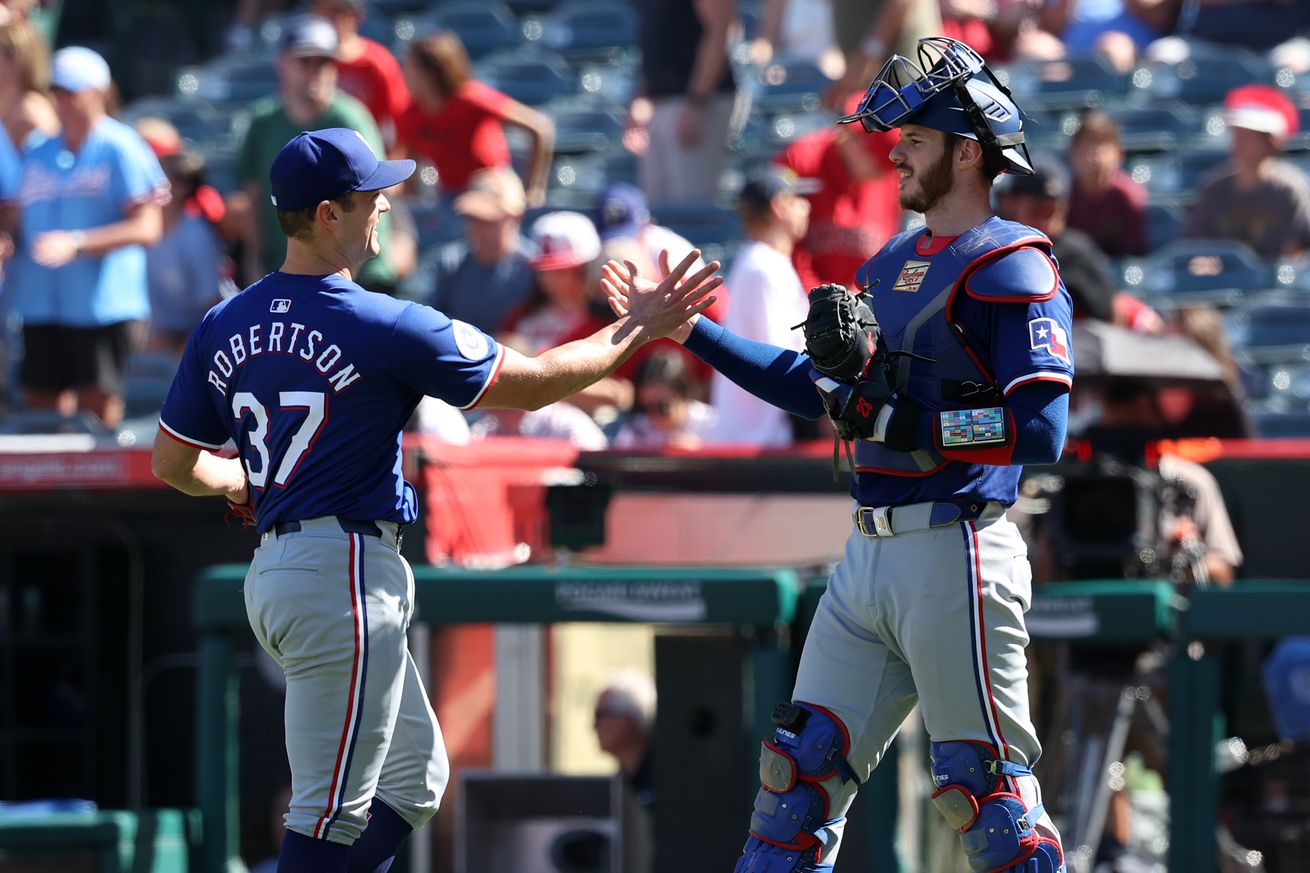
[683,317,826,420]
[1007,382,1069,464]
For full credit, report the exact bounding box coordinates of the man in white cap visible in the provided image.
[233,15,395,291]
[4,45,167,428]
[1182,83,1310,258]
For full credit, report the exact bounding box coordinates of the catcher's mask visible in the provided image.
[838,36,1033,177]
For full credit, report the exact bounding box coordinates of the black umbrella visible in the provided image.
[1071,319,1227,386]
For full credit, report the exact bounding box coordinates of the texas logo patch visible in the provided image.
[892,260,931,293]
[1028,317,1070,362]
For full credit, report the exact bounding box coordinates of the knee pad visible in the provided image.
[737,702,859,872]
[929,741,1064,873]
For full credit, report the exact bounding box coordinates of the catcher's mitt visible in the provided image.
[800,284,891,388]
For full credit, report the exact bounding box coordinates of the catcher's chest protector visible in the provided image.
[852,217,1052,476]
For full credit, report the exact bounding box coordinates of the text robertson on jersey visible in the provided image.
[205,319,363,395]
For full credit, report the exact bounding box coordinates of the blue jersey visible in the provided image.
[159,272,503,533]
[852,220,1074,507]
[9,116,168,326]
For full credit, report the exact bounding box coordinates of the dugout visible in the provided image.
[192,563,813,873]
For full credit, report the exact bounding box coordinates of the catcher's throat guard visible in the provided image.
[837,36,1034,177]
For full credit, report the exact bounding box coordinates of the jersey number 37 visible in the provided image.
[233,391,326,489]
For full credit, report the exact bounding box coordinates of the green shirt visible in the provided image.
[237,92,396,289]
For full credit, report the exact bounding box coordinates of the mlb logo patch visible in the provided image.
[1028,317,1069,362]
[270,299,291,314]
[892,260,931,293]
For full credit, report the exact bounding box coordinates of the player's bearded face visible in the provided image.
[897,137,956,214]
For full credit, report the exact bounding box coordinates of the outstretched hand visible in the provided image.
[601,249,718,345]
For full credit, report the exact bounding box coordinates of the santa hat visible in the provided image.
[1224,84,1299,141]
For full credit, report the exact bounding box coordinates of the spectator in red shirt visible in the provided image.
[773,97,902,291]
[1066,110,1148,256]
[311,0,409,151]
[397,30,554,206]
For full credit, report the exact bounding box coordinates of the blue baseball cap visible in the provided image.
[269,128,415,212]
[738,166,817,211]
[595,183,650,241]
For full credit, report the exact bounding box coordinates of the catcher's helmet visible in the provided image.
[838,36,1033,176]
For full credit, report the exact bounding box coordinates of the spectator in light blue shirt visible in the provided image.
[6,46,167,428]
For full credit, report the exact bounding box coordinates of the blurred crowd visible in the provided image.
[0,0,1305,446]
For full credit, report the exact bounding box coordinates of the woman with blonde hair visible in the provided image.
[396,29,553,205]
[0,20,55,148]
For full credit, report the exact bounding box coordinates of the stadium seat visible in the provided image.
[746,57,832,113]
[1225,300,1310,364]
[733,107,834,155]
[1001,56,1130,112]
[534,1,638,64]
[1264,362,1310,403]
[1128,50,1281,106]
[1126,148,1226,202]
[1143,201,1186,254]
[196,143,240,195]
[0,410,110,437]
[400,2,521,60]
[123,375,175,420]
[406,197,467,251]
[1078,102,1202,155]
[125,352,183,382]
[174,52,280,108]
[649,202,743,251]
[576,54,638,106]
[542,97,625,155]
[119,96,247,150]
[1247,400,1310,438]
[1129,238,1273,304]
[475,47,578,106]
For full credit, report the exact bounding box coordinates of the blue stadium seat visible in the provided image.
[1130,238,1273,304]
[0,410,110,436]
[1001,57,1130,112]
[175,52,280,107]
[1247,401,1310,438]
[475,47,578,106]
[1143,201,1186,254]
[125,352,183,382]
[534,1,638,63]
[401,2,521,60]
[734,107,834,154]
[119,97,246,149]
[542,98,626,155]
[1128,46,1278,107]
[576,54,638,105]
[1089,102,1202,154]
[123,375,175,420]
[406,197,467,251]
[1263,362,1310,403]
[747,58,832,113]
[195,143,240,195]
[1126,148,1226,202]
[370,0,432,15]
[649,202,743,250]
[1225,300,1310,363]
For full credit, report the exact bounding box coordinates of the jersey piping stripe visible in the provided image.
[962,521,1017,792]
[1002,371,1072,397]
[157,420,226,451]
[462,343,506,410]
[314,533,369,840]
